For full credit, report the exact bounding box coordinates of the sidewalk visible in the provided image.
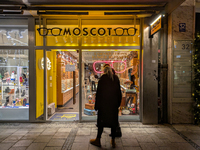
[0,122,199,150]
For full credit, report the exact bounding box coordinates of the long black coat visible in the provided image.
[95,74,122,128]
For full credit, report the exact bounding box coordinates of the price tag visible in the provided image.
[65,65,75,71]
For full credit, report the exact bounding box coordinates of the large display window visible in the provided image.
[0,49,29,120]
[82,50,140,120]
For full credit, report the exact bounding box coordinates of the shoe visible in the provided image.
[21,90,25,97]
[110,139,116,148]
[6,87,11,93]
[90,138,101,147]
[16,88,19,93]
[4,96,9,106]
[23,98,27,106]
[9,89,14,94]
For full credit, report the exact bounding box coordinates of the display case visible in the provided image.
[0,66,29,108]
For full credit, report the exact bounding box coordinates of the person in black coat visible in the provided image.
[90,64,122,148]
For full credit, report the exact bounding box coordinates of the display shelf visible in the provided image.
[57,52,79,106]
[120,85,127,90]
[0,66,29,107]
[62,84,79,93]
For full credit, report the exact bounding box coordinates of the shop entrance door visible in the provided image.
[44,49,80,121]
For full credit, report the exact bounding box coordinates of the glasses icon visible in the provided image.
[114,27,137,36]
[37,27,62,36]
[93,61,126,74]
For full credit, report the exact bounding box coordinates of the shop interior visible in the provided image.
[35,49,140,121]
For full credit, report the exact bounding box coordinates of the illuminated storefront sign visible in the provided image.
[37,27,137,37]
[150,15,162,36]
[93,60,126,74]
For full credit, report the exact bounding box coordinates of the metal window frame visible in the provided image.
[0,16,32,123]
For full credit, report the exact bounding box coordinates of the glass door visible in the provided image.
[45,49,80,121]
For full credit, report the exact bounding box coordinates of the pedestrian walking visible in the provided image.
[90,64,122,148]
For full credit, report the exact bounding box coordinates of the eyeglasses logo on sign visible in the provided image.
[37,27,137,37]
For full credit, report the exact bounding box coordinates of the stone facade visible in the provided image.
[168,0,195,124]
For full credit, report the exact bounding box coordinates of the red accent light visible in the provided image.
[93,60,126,74]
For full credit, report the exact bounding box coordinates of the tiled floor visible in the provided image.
[0,122,199,150]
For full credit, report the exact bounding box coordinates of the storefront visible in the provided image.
[34,16,143,122]
[0,15,146,122]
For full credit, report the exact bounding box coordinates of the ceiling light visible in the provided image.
[63,37,67,43]
[105,37,107,43]
[112,37,114,43]
[119,37,121,43]
[98,37,100,43]
[126,37,128,43]
[55,37,58,43]
[70,37,73,43]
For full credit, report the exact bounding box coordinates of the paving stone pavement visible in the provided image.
[0,122,200,150]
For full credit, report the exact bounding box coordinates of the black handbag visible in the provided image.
[109,124,122,137]
[115,126,122,137]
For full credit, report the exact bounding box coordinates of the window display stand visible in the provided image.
[0,66,29,120]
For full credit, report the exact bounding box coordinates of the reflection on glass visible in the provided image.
[0,29,28,46]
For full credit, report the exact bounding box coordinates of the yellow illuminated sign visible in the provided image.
[150,15,161,36]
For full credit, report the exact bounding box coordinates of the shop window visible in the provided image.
[82,50,140,119]
[0,19,28,46]
[0,49,29,120]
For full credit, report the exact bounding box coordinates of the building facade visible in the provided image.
[0,0,195,124]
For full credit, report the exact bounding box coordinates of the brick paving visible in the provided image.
[0,122,199,150]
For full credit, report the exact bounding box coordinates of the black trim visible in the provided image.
[37,11,88,15]
[0,10,24,14]
[105,11,155,15]
[28,6,164,11]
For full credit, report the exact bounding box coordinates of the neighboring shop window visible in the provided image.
[0,49,29,120]
[0,19,28,46]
